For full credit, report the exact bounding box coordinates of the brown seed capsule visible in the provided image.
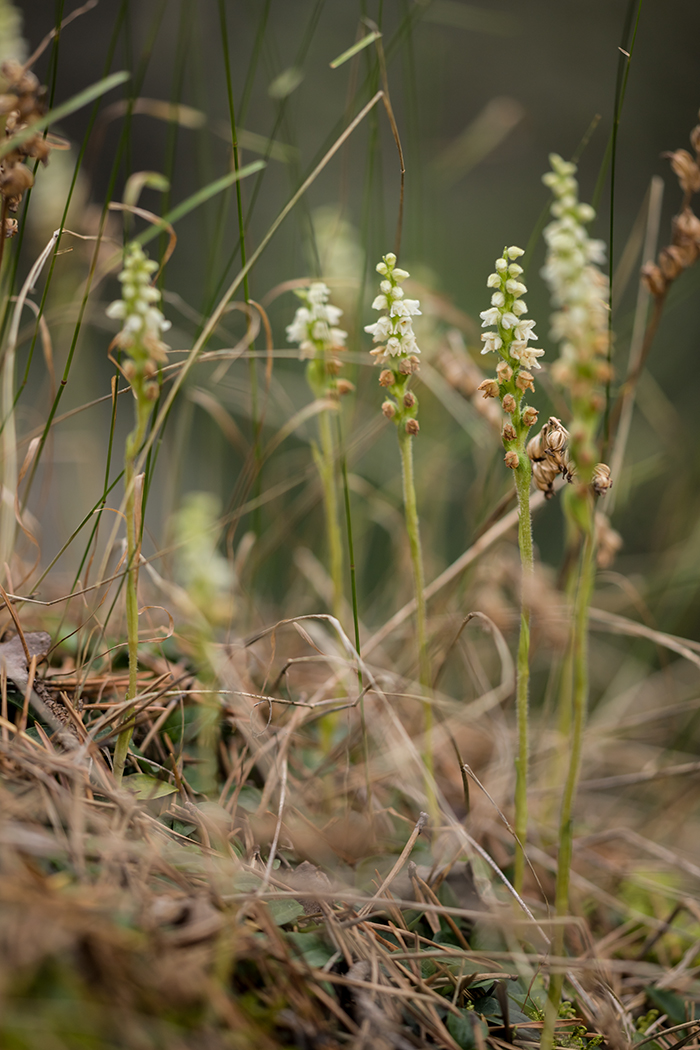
[336,378,355,396]
[144,381,160,401]
[531,457,559,499]
[381,400,396,419]
[502,422,517,442]
[641,262,666,297]
[3,217,17,238]
[502,393,516,414]
[666,148,700,195]
[522,405,539,428]
[0,162,33,198]
[326,357,341,375]
[504,450,519,469]
[476,378,499,399]
[405,418,420,436]
[515,369,535,393]
[496,360,513,383]
[379,368,394,387]
[398,355,420,375]
[592,462,613,495]
[403,391,416,408]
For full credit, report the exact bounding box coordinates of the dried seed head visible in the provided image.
[502,422,517,443]
[504,450,519,469]
[326,357,342,375]
[667,148,700,195]
[502,393,516,414]
[0,162,33,199]
[543,416,569,453]
[3,217,17,238]
[144,381,160,400]
[592,462,613,495]
[336,378,355,396]
[496,360,513,383]
[379,368,394,387]
[476,378,499,399]
[403,391,416,409]
[532,457,559,498]
[641,262,666,297]
[515,369,535,393]
[398,355,420,375]
[405,418,420,436]
[381,400,396,419]
[522,405,539,428]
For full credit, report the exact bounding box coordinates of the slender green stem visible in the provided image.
[316,409,344,622]
[113,400,150,783]
[541,511,595,1046]
[512,444,534,894]
[398,427,433,802]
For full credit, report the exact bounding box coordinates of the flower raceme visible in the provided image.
[106,243,171,400]
[366,253,421,434]
[286,282,347,362]
[476,246,544,467]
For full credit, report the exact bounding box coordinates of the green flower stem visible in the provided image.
[316,406,344,623]
[541,505,595,1046]
[113,397,151,784]
[398,426,434,801]
[512,435,534,895]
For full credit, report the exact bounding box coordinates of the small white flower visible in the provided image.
[376,261,388,275]
[512,345,545,370]
[391,298,421,317]
[514,318,537,341]
[380,280,392,294]
[392,267,410,282]
[505,279,527,297]
[479,307,501,327]
[372,294,389,311]
[507,263,523,277]
[512,299,528,316]
[487,272,501,288]
[500,311,520,329]
[480,331,503,354]
[495,258,507,273]
[365,316,393,341]
[491,291,505,308]
[506,245,525,259]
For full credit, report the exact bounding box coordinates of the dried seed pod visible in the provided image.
[403,391,416,408]
[378,368,394,387]
[504,450,519,469]
[477,378,499,399]
[502,393,516,414]
[592,462,613,495]
[405,418,420,435]
[381,400,396,419]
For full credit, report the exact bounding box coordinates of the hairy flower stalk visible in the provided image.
[287,283,350,625]
[478,246,544,893]
[107,243,170,783]
[538,154,613,1043]
[365,254,434,789]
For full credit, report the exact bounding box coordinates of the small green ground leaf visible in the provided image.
[646,988,687,1025]
[267,899,305,926]
[447,1010,488,1049]
[122,774,177,799]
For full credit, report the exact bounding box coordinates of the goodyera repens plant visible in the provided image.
[477,245,543,892]
[106,242,171,783]
[366,254,434,786]
[539,153,612,1045]
[287,283,350,628]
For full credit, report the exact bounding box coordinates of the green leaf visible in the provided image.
[122,774,177,800]
[329,32,381,69]
[447,1010,488,1049]
[0,71,130,160]
[267,899,305,926]
[646,988,687,1025]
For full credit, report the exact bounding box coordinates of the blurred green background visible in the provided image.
[14,0,700,645]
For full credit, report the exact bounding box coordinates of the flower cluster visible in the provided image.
[477,246,543,468]
[286,282,352,400]
[286,282,347,360]
[365,253,421,434]
[541,153,611,484]
[106,242,171,400]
